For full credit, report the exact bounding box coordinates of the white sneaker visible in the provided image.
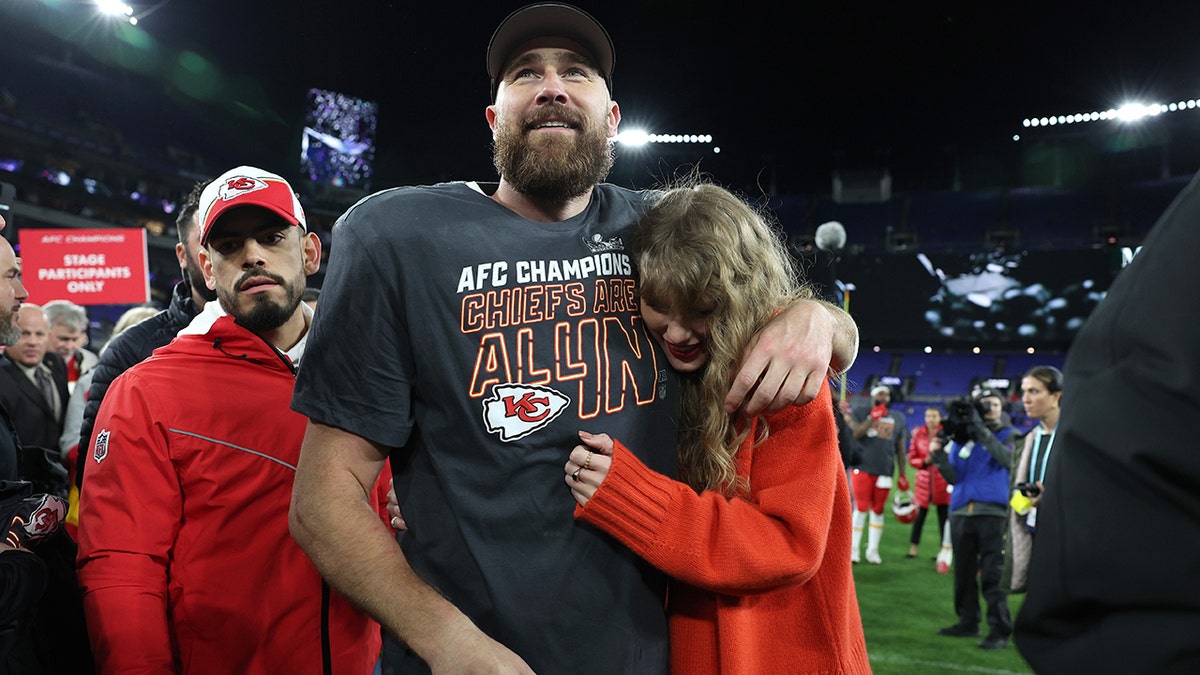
[866,550,882,564]
[851,550,861,564]
[936,546,953,573]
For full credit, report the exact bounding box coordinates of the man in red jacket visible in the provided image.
[76,166,382,674]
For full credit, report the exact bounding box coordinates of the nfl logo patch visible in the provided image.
[94,429,110,464]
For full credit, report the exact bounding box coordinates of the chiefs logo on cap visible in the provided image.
[218,176,269,201]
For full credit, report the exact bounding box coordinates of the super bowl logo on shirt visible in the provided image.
[93,429,110,463]
[482,383,570,442]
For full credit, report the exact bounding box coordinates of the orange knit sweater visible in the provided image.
[577,381,871,674]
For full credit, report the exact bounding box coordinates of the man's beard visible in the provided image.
[0,310,18,348]
[492,108,615,203]
[217,270,303,334]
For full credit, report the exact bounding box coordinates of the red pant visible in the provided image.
[851,470,890,514]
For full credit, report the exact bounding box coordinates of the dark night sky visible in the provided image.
[7,1,1200,195]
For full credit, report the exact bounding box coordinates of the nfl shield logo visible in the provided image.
[94,429,110,464]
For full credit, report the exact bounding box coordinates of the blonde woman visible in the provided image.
[564,182,869,674]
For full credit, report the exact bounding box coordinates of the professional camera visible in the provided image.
[1015,481,1042,498]
[941,397,987,444]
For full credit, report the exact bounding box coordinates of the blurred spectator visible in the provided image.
[58,304,160,534]
[930,389,1018,650]
[848,384,909,564]
[0,217,92,674]
[0,480,69,673]
[832,389,862,470]
[0,304,68,451]
[74,182,211,490]
[42,299,98,395]
[1006,365,1062,594]
[906,406,950,560]
[0,214,28,483]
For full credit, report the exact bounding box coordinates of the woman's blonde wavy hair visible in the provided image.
[632,180,813,496]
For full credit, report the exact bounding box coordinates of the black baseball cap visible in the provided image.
[487,3,615,100]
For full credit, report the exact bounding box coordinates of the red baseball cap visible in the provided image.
[197,166,307,246]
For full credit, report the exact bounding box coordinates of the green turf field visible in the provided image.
[852,513,1034,674]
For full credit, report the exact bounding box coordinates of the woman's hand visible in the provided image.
[386,478,406,531]
[564,431,615,507]
[1029,480,1045,507]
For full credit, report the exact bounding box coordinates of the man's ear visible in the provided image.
[607,100,621,138]
[485,105,499,139]
[175,242,187,272]
[302,232,321,276]
[197,247,217,291]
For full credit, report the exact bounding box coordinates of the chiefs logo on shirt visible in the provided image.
[482,384,570,442]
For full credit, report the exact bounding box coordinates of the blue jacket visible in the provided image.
[947,425,1017,510]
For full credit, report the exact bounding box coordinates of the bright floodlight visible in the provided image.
[96,0,133,16]
[614,130,650,146]
[614,129,715,147]
[1020,94,1200,132]
[1115,102,1163,122]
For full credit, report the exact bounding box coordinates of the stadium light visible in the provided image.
[95,0,138,25]
[1021,96,1198,132]
[614,129,715,147]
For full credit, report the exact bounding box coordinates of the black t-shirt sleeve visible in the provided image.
[292,200,415,449]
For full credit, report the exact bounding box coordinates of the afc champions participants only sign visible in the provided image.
[19,229,150,305]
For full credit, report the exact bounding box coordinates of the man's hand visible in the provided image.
[725,299,858,416]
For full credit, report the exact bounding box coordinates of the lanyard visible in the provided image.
[1028,425,1055,484]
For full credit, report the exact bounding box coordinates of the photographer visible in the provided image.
[929,389,1017,650]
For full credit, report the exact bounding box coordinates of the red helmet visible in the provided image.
[892,490,918,524]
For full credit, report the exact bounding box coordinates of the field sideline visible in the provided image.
[851,508,1035,674]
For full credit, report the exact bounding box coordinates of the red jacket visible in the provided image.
[907,424,951,507]
[577,381,870,675]
[76,316,382,675]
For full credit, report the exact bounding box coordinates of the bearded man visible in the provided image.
[288,4,862,674]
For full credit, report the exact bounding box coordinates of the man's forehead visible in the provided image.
[501,38,599,74]
[0,239,15,267]
[207,208,292,239]
[18,308,45,325]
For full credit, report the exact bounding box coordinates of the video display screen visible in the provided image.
[838,249,1118,350]
[300,88,378,190]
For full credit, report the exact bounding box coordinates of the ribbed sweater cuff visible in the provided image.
[576,441,677,554]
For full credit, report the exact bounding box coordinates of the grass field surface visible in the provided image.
[852,510,1034,674]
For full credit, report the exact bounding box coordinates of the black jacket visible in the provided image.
[1014,170,1200,672]
[75,281,200,487]
[0,353,68,452]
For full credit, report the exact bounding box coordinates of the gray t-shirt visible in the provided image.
[293,181,678,674]
[851,405,908,477]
